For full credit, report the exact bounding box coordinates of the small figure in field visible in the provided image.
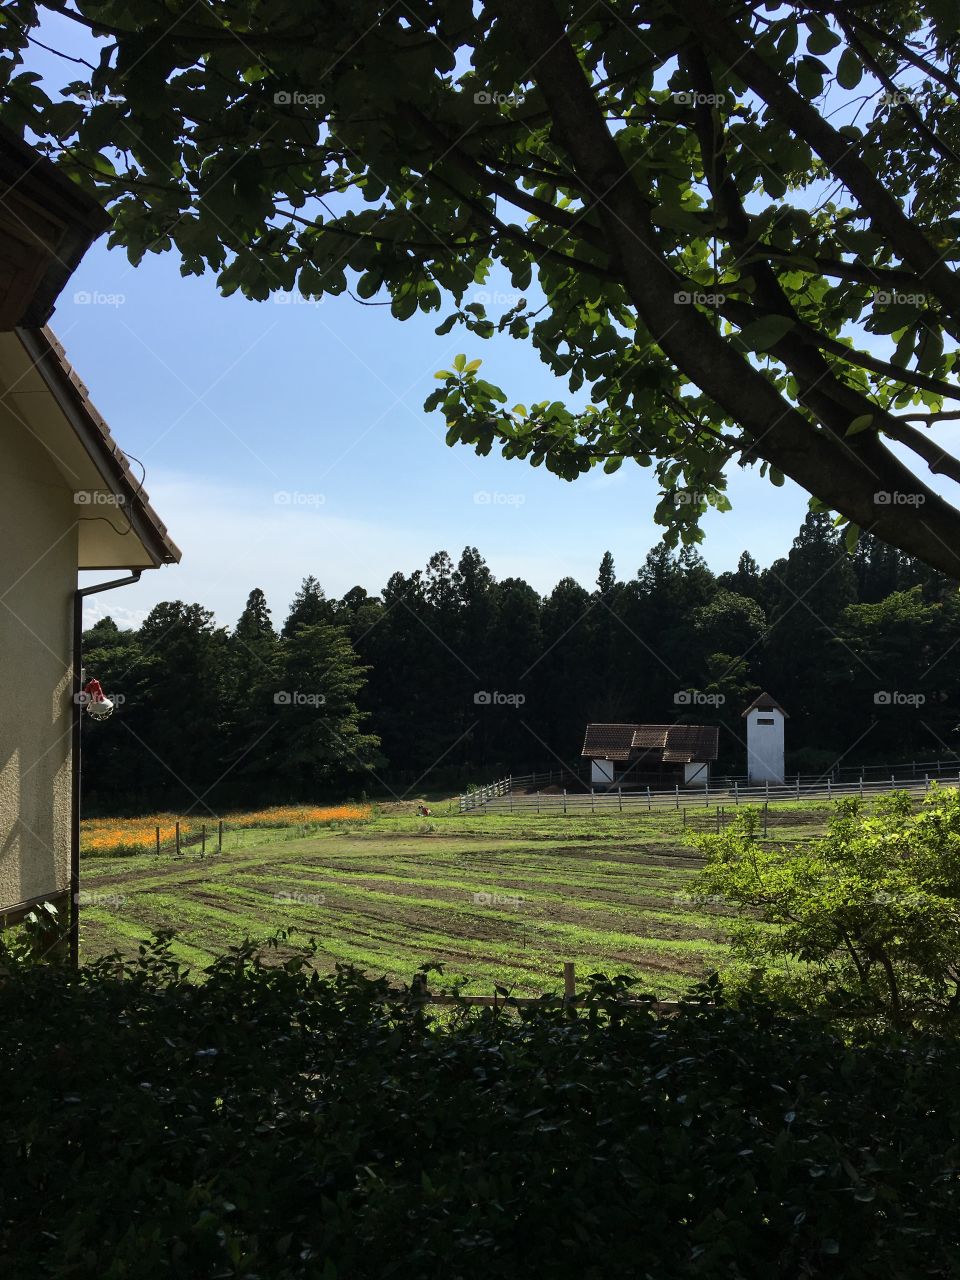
[416,803,431,817]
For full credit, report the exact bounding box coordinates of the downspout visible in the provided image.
[70,570,142,966]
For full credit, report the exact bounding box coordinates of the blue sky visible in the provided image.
[66,230,816,630]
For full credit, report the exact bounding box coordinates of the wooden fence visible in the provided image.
[460,772,960,815]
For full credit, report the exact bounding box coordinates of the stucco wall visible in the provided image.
[0,403,76,910]
[746,710,786,783]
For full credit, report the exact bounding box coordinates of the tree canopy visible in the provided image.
[5,2,960,569]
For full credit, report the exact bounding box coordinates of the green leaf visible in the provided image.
[796,56,825,99]
[453,353,466,372]
[846,414,875,436]
[836,49,863,90]
[735,315,796,352]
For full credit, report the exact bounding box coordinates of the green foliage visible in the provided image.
[694,790,960,1029]
[3,935,960,1276]
[3,3,960,566]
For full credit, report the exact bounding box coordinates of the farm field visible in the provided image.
[77,802,832,998]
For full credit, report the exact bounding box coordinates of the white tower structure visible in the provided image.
[743,693,787,784]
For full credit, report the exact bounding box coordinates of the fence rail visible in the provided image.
[460,772,960,815]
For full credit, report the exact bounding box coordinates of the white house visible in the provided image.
[0,127,179,958]
[742,693,788,783]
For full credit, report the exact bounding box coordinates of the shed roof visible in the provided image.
[582,723,719,763]
[741,692,789,718]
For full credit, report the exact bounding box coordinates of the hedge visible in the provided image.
[1,938,959,1278]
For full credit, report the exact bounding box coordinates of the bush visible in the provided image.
[693,789,960,1030]
[2,937,960,1277]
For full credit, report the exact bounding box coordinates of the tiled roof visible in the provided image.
[17,326,181,566]
[583,723,719,763]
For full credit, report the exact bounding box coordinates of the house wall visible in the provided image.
[746,710,785,783]
[0,404,76,911]
[591,759,615,786]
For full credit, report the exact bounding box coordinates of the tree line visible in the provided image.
[80,513,960,813]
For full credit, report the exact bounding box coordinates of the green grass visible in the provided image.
[78,802,831,998]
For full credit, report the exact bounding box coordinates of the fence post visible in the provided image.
[859,775,864,798]
[620,787,624,813]
[563,961,576,1009]
[537,791,541,814]
[796,776,800,800]
[646,786,651,811]
[675,784,679,810]
[175,821,181,856]
[704,782,709,807]
[682,806,686,829]
[827,778,831,800]
[765,780,769,802]
[734,780,739,805]
[563,789,567,815]
[155,824,160,856]
[716,805,720,833]
[218,819,223,853]
[763,803,768,838]
[591,787,595,813]
[201,824,206,856]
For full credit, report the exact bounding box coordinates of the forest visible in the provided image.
[80,512,960,813]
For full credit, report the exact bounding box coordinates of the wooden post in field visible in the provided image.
[734,781,738,805]
[201,825,206,856]
[590,788,595,813]
[175,821,180,856]
[619,787,623,813]
[155,825,160,856]
[646,786,651,811]
[682,806,686,829]
[563,788,567,814]
[218,819,223,852]
[763,804,768,838]
[536,791,540,814]
[563,961,576,1007]
[716,805,720,833]
[827,778,832,800]
[675,785,679,810]
[859,774,864,798]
